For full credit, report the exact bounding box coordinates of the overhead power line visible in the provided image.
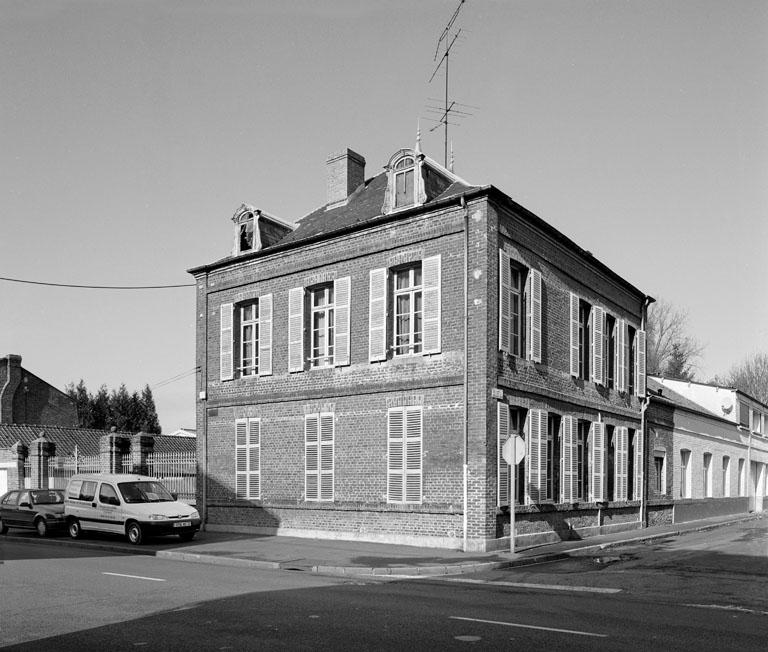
[0,276,195,290]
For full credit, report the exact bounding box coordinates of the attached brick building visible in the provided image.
[189,143,651,551]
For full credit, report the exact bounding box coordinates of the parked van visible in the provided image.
[64,473,201,545]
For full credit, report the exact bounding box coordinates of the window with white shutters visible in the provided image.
[235,418,260,499]
[617,319,628,393]
[526,409,547,503]
[561,416,577,502]
[590,422,605,502]
[633,429,643,500]
[222,296,273,380]
[387,406,422,504]
[305,413,334,501]
[497,402,510,507]
[615,426,629,501]
[499,250,530,358]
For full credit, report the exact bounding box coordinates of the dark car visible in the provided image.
[0,488,66,537]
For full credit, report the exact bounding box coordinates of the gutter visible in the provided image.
[461,195,469,552]
[200,271,209,529]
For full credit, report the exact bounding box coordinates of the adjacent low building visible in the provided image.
[188,141,652,551]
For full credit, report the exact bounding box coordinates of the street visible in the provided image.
[2,520,768,650]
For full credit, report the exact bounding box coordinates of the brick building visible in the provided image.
[188,142,651,551]
[0,354,77,428]
[646,377,768,524]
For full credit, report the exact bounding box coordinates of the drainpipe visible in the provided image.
[200,271,209,529]
[461,195,469,552]
[639,296,655,528]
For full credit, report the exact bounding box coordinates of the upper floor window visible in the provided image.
[394,156,415,208]
[739,401,750,428]
[239,213,255,252]
[369,256,441,362]
[289,278,350,372]
[578,299,591,381]
[605,314,617,389]
[499,250,541,362]
[394,264,423,356]
[310,285,335,368]
[220,295,273,381]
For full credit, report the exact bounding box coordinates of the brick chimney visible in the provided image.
[326,149,365,209]
[0,354,23,423]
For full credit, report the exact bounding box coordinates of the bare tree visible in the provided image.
[646,298,704,378]
[721,352,768,405]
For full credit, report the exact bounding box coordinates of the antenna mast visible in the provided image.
[428,0,466,167]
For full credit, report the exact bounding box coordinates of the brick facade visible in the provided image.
[189,147,650,551]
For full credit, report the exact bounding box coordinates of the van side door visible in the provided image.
[96,482,124,534]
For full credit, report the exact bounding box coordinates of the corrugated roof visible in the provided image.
[0,424,196,457]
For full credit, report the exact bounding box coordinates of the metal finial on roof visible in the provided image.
[415,120,422,156]
[450,140,455,172]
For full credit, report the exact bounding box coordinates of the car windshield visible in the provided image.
[118,481,174,504]
[30,490,64,505]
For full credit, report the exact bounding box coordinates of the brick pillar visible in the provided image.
[10,441,28,490]
[129,432,155,476]
[99,429,130,473]
[29,432,55,488]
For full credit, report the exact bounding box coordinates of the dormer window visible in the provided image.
[394,156,415,208]
[239,213,255,252]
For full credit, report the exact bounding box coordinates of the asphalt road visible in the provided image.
[2,520,767,650]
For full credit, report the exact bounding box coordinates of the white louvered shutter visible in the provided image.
[527,409,547,503]
[220,303,234,381]
[527,269,542,363]
[258,294,273,376]
[288,287,304,373]
[616,319,626,392]
[421,255,441,355]
[561,416,577,502]
[248,418,261,498]
[591,306,605,385]
[569,293,580,377]
[590,422,605,502]
[369,268,387,362]
[615,427,628,501]
[333,277,351,367]
[497,402,510,507]
[305,414,319,501]
[387,408,404,502]
[319,413,334,501]
[633,430,644,500]
[622,320,631,393]
[404,407,423,503]
[499,250,512,353]
[235,419,247,498]
[636,330,647,397]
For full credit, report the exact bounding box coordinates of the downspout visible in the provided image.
[639,295,655,528]
[461,195,469,552]
[200,271,209,529]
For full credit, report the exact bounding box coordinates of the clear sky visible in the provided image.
[2,0,766,433]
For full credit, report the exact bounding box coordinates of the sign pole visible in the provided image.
[510,457,516,554]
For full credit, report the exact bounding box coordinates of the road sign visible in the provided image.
[502,435,525,465]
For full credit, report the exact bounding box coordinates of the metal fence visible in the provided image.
[22,451,197,505]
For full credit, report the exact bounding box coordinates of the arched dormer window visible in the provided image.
[394,156,415,208]
[239,212,255,252]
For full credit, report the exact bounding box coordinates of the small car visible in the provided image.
[0,488,67,537]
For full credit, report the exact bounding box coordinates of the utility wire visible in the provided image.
[0,276,195,290]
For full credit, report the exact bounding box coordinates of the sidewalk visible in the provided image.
[6,512,759,577]
[154,512,760,577]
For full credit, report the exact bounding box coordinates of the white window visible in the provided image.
[394,264,423,355]
[310,285,335,368]
[288,278,351,372]
[220,296,273,381]
[632,429,643,500]
[560,416,578,503]
[369,256,441,361]
[387,406,422,504]
[526,409,548,503]
[722,456,731,497]
[703,452,712,497]
[614,426,629,501]
[680,449,692,498]
[738,458,746,496]
[305,413,334,501]
[235,418,260,499]
[654,453,666,494]
[499,250,541,362]
[394,156,415,208]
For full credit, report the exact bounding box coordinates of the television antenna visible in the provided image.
[427,0,471,168]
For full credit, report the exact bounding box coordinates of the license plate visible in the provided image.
[173,521,191,528]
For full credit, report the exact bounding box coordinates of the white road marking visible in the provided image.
[441,577,621,593]
[102,572,166,582]
[450,616,607,638]
[684,603,768,617]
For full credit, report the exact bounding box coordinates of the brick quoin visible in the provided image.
[189,152,649,552]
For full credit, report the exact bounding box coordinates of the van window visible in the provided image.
[68,480,97,501]
[118,481,174,503]
[98,483,120,506]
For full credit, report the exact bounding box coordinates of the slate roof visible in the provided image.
[0,424,196,457]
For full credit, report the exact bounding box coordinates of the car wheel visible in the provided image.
[178,530,196,542]
[35,517,48,537]
[126,522,143,545]
[0,518,7,535]
[68,518,82,539]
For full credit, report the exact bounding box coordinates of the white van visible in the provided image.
[64,473,201,545]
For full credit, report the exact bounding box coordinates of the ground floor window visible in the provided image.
[654,453,666,494]
[680,449,692,498]
[703,452,712,497]
[387,406,423,504]
[305,413,334,501]
[722,456,731,497]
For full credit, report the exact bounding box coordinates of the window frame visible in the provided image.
[309,284,335,368]
[394,156,416,208]
[393,263,423,357]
